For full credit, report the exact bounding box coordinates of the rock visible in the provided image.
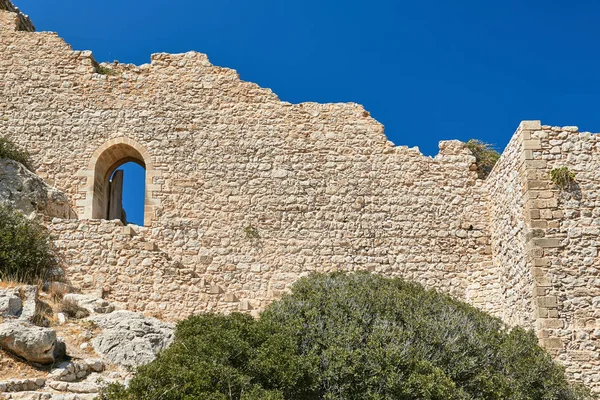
[90,311,174,368]
[63,294,115,314]
[57,313,66,325]
[0,159,75,219]
[0,322,63,364]
[0,288,22,317]
[18,285,38,322]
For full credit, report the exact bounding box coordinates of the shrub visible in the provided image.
[0,205,57,284]
[244,225,260,239]
[465,139,500,179]
[58,299,90,319]
[95,64,118,76]
[551,166,576,189]
[102,273,591,400]
[0,137,31,170]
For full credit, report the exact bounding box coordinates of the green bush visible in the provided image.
[101,273,591,400]
[0,137,32,170]
[466,139,500,179]
[550,166,576,189]
[0,205,57,283]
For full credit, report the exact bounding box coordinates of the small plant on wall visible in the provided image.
[465,139,500,179]
[550,166,576,189]
[244,225,260,239]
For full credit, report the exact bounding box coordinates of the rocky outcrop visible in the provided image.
[0,322,65,364]
[0,288,21,317]
[90,311,174,368]
[0,159,74,220]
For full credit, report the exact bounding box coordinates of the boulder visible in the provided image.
[0,288,21,318]
[0,322,64,364]
[90,311,174,368]
[62,294,114,314]
[0,159,74,219]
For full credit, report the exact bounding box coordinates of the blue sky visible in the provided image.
[16,0,600,224]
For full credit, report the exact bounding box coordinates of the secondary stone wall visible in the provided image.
[523,125,600,391]
[485,121,600,392]
[478,122,536,327]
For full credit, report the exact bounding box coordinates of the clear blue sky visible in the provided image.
[15,0,600,224]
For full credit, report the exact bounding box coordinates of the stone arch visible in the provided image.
[77,138,160,226]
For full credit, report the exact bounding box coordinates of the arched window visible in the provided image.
[108,162,146,225]
[78,138,159,226]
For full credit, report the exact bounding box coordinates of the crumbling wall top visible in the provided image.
[0,0,34,31]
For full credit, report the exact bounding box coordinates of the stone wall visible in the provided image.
[474,123,535,327]
[3,1,600,393]
[523,125,600,390]
[1,9,490,313]
[483,121,600,392]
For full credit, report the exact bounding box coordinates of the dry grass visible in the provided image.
[48,284,67,303]
[0,350,49,380]
[0,280,21,289]
[59,299,90,320]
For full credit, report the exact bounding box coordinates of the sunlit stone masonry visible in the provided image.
[1,0,600,392]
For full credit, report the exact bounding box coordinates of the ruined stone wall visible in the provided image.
[524,125,600,391]
[0,10,491,316]
[4,1,600,393]
[483,121,600,392]
[474,123,535,327]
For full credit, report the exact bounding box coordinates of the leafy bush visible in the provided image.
[0,137,31,170]
[0,205,57,283]
[101,273,591,400]
[466,139,500,179]
[551,166,576,189]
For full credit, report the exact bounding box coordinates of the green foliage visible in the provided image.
[102,273,591,400]
[0,205,57,283]
[0,137,31,170]
[465,139,500,179]
[95,64,118,76]
[550,166,576,189]
[244,225,260,239]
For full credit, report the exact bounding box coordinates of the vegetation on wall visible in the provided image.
[101,272,590,400]
[0,136,32,170]
[0,205,57,283]
[94,62,118,76]
[550,166,576,189]
[465,139,500,179]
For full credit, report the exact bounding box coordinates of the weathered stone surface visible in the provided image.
[48,359,105,382]
[0,159,73,220]
[18,286,38,322]
[62,294,114,314]
[90,311,174,368]
[0,322,63,364]
[0,288,21,318]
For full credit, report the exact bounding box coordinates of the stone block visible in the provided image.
[519,120,542,130]
[209,285,223,295]
[224,293,238,302]
[537,296,558,308]
[523,139,542,150]
[538,318,563,329]
[541,338,562,350]
[532,238,561,248]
